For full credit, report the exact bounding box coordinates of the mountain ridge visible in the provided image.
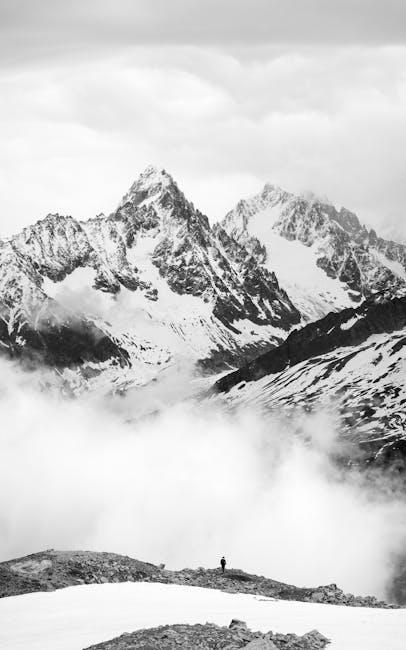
[2,166,406,397]
[0,167,301,391]
[212,290,406,469]
[0,549,396,607]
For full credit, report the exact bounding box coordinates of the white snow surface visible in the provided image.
[0,582,404,650]
[251,230,353,322]
[372,251,406,282]
[223,197,355,322]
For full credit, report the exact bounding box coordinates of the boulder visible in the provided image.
[229,619,248,630]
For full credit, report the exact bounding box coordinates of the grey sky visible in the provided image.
[0,1,406,239]
[2,1,406,57]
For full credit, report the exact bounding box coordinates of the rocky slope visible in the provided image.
[222,184,406,321]
[213,292,406,467]
[0,167,301,393]
[0,242,129,371]
[84,620,330,650]
[0,549,395,608]
[0,550,156,598]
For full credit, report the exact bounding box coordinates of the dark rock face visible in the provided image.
[215,293,406,393]
[0,304,129,369]
[283,198,406,300]
[83,622,330,650]
[212,225,298,328]
[0,550,396,608]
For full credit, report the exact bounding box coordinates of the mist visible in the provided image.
[1,359,406,600]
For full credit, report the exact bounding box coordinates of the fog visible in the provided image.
[1,360,406,600]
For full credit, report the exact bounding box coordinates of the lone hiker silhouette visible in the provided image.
[220,556,226,573]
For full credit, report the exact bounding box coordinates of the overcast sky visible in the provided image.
[1,1,406,238]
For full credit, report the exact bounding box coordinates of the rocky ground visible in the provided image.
[0,550,156,598]
[84,619,330,650]
[0,549,397,608]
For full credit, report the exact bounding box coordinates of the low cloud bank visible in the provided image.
[1,360,406,599]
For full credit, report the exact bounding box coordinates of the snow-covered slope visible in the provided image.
[0,167,300,392]
[1,582,405,650]
[223,184,406,321]
[213,293,406,466]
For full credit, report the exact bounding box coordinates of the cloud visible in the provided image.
[1,359,406,600]
[1,0,406,67]
[1,45,406,240]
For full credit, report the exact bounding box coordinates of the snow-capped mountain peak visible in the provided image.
[223,182,291,234]
[222,182,406,322]
[119,165,176,210]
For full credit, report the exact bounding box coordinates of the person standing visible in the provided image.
[220,556,226,573]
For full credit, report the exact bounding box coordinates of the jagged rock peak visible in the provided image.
[262,182,291,199]
[119,165,180,209]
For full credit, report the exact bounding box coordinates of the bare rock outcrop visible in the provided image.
[84,620,330,650]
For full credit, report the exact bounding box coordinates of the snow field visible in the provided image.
[0,582,405,650]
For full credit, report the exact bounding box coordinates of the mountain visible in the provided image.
[213,291,406,470]
[0,167,300,392]
[216,183,406,469]
[3,169,406,400]
[222,184,406,321]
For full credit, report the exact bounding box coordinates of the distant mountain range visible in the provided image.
[1,165,406,454]
[0,167,305,392]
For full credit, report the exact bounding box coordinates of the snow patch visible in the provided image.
[250,231,354,322]
[372,251,406,282]
[340,316,361,331]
